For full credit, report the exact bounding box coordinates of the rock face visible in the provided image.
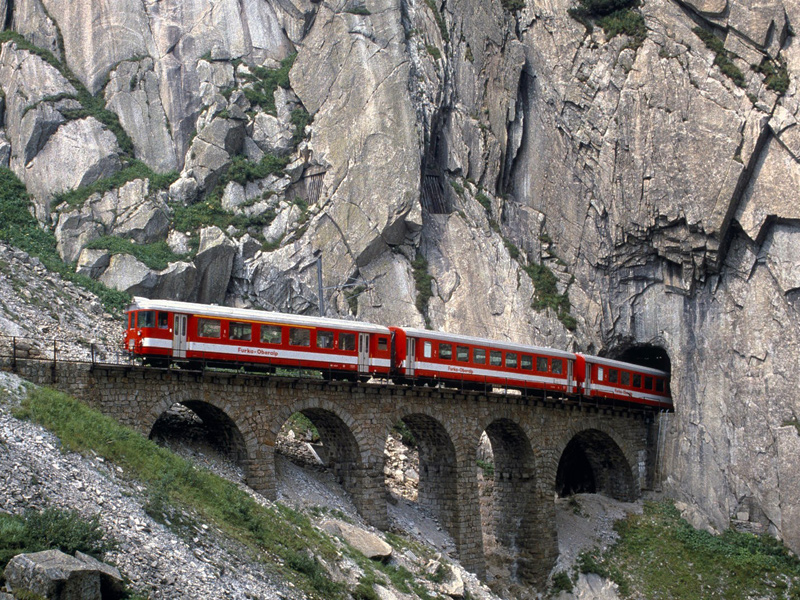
[1,0,800,562]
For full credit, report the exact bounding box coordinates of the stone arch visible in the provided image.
[480,418,540,583]
[144,392,264,492]
[553,424,638,502]
[392,411,460,539]
[274,397,378,523]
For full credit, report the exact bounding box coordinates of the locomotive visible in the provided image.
[124,297,672,409]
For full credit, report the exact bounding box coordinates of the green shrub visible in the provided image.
[502,0,526,11]
[411,253,434,328]
[693,27,746,88]
[477,459,494,478]
[223,154,289,187]
[426,45,442,60]
[345,6,371,15]
[290,107,312,146]
[754,57,790,94]
[598,8,646,46]
[345,285,366,315]
[392,420,417,448]
[551,570,574,594]
[242,54,296,115]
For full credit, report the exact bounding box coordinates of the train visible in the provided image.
[124,297,672,409]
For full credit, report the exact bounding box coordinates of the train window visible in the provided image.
[597,367,604,381]
[157,312,169,329]
[261,325,282,344]
[378,337,389,352]
[128,312,134,328]
[198,318,221,338]
[490,351,502,366]
[521,355,533,370]
[505,353,518,368]
[608,369,618,383]
[137,311,155,328]
[424,341,432,358]
[552,359,563,374]
[537,357,548,372]
[473,348,486,364]
[644,376,653,390]
[317,331,334,349]
[632,373,642,388]
[457,346,469,362]
[229,322,252,341]
[656,379,665,392]
[439,343,452,360]
[339,333,356,351]
[621,371,630,386]
[289,328,311,347]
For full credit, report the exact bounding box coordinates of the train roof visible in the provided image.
[577,353,669,377]
[400,327,577,360]
[128,297,392,335]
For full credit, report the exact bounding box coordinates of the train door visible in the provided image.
[173,314,188,358]
[567,359,574,394]
[406,337,416,376]
[358,333,370,374]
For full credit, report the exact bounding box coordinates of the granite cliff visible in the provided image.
[0,0,799,561]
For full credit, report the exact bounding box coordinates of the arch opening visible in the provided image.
[384,414,458,540]
[478,419,539,587]
[276,408,363,513]
[149,401,248,478]
[555,429,636,502]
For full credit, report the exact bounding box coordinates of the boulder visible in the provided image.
[151,261,198,302]
[194,226,236,304]
[111,180,170,243]
[24,118,121,221]
[251,111,293,156]
[169,175,200,206]
[76,248,112,278]
[99,253,157,295]
[183,117,245,191]
[3,549,122,600]
[221,181,247,211]
[320,519,393,560]
[262,203,300,244]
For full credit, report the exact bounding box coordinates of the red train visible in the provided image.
[124,297,672,409]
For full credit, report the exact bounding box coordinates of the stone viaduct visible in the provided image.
[6,359,664,582]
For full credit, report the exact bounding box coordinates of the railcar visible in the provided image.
[577,354,671,409]
[392,327,579,395]
[124,297,394,378]
[123,298,672,409]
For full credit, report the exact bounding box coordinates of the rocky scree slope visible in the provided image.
[0,0,799,556]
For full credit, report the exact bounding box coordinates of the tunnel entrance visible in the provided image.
[555,429,636,501]
[612,344,671,373]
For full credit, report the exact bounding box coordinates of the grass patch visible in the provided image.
[586,501,800,599]
[693,27,746,88]
[411,253,434,328]
[426,45,442,60]
[345,6,371,15]
[242,54,296,116]
[476,191,492,217]
[0,168,130,313]
[290,107,312,146]
[13,386,349,599]
[551,570,574,594]
[282,412,320,443]
[502,0,526,11]
[53,160,178,208]
[85,237,188,271]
